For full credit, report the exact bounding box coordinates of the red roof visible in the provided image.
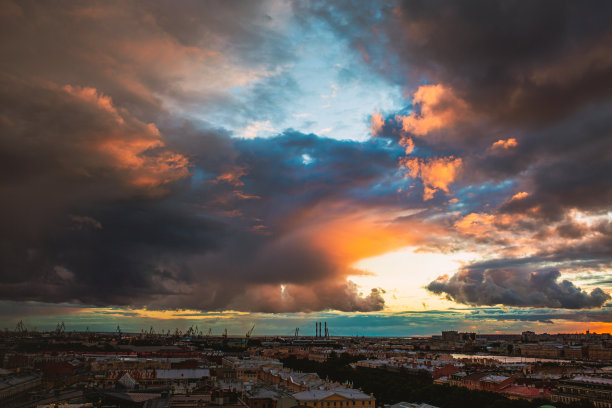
[502,385,550,398]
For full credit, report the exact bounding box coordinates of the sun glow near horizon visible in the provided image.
[350,247,478,312]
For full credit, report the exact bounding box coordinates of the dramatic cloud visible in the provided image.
[310,0,612,125]
[370,111,385,136]
[0,124,406,312]
[428,268,610,309]
[400,156,463,200]
[397,84,470,136]
[0,1,408,314]
[2,0,612,330]
[491,138,518,151]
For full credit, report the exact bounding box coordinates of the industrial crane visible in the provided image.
[245,325,255,346]
[15,320,26,335]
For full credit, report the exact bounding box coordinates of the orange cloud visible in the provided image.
[401,156,463,200]
[215,167,247,187]
[63,85,190,190]
[370,111,385,135]
[454,212,497,236]
[397,84,469,135]
[399,136,415,154]
[233,190,261,200]
[62,2,279,113]
[492,137,518,150]
[284,201,442,270]
[454,211,525,236]
[511,191,529,200]
[63,85,123,123]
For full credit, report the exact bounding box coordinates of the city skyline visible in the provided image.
[1,0,612,336]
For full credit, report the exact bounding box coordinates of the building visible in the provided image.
[521,331,537,343]
[387,403,439,408]
[432,364,459,380]
[223,358,282,381]
[245,386,297,408]
[586,345,612,361]
[259,367,324,392]
[104,368,210,388]
[501,385,550,402]
[478,375,514,392]
[293,387,375,408]
[550,376,612,408]
[0,373,41,404]
[441,331,459,342]
[169,391,212,408]
[562,346,583,360]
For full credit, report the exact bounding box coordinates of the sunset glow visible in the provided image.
[1,0,611,336]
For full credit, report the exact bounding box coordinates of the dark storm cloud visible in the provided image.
[229,133,402,216]
[0,75,397,312]
[301,0,612,125]
[301,0,612,188]
[0,0,295,125]
[428,268,610,309]
[0,79,397,311]
[427,215,612,309]
[465,306,612,325]
[300,0,612,311]
[0,0,404,313]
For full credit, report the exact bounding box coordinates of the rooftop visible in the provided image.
[293,388,371,401]
[570,376,612,386]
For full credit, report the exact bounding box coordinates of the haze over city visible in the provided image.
[2,0,612,337]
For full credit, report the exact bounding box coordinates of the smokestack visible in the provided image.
[315,322,318,337]
[324,322,327,338]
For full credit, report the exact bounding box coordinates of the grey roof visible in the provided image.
[480,375,511,383]
[118,372,137,389]
[252,390,281,399]
[571,376,612,386]
[293,388,371,401]
[0,374,40,391]
[104,392,162,402]
[389,403,440,408]
[155,368,210,379]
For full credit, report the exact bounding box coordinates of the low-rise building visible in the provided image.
[104,368,210,388]
[0,373,41,403]
[550,376,612,408]
[259,367,324,392]
[587,345,612,361]
[245,386,296,408]
[501,385,550,401]
[387,403,439,408]
[479,375,514,392]
[293,387,375,408]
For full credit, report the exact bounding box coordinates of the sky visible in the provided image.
[1,0,612,336]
